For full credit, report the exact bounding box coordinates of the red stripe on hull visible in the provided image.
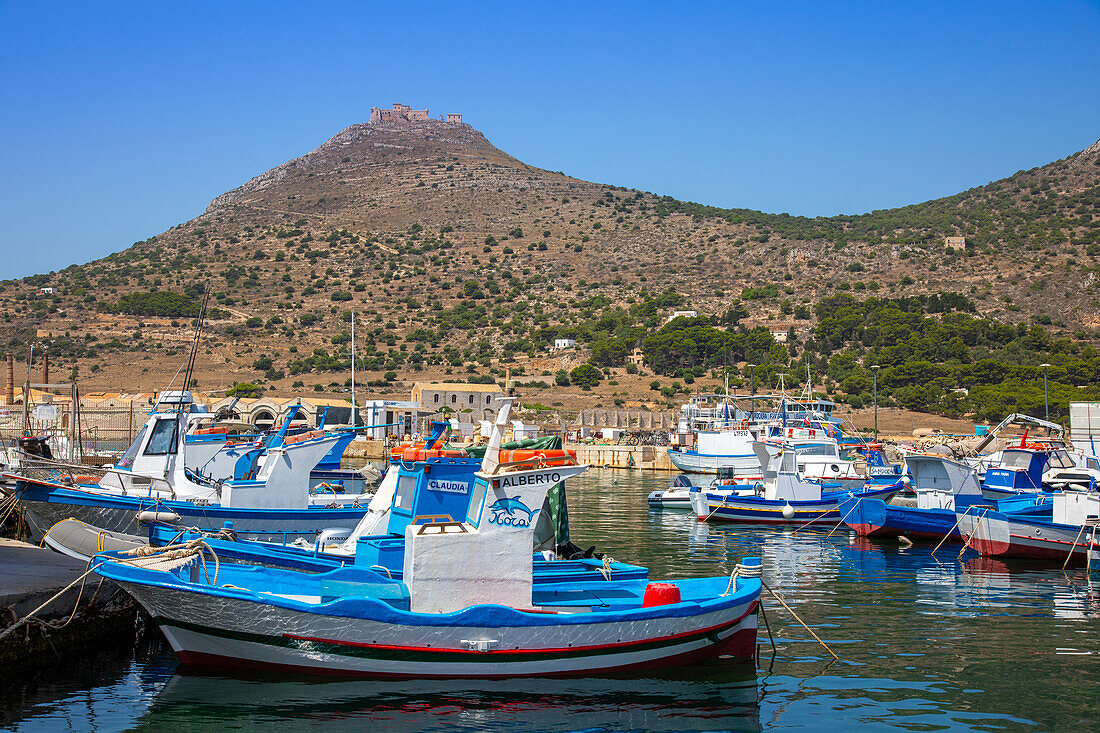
[175,628,759,679]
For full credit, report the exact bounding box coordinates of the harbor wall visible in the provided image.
[566,443,676,471]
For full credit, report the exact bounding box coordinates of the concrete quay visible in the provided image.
[0,538,134,668]
[567,444,676,471]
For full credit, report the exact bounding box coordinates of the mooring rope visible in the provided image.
[792,507,835,534]
[1063,516,1100,570]
[824,498,862,540]
[704,492,732,522]
[721,560,762,596]
[931,510,968,558]
[957,507,991,560]
[598,555,616,581]
[761,580,840,660]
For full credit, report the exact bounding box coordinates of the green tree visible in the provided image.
[569,364,602,390]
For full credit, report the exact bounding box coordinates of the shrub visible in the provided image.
[569,364,602,389]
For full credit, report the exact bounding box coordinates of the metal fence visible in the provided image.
[0,403,139,464]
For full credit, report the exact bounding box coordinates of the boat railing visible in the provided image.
[4,455,178,497]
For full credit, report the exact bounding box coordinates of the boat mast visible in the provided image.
[351,310,357,427]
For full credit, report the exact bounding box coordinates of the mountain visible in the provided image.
[1,110,1098,408]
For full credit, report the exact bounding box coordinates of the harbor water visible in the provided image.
[3,469,1098,731]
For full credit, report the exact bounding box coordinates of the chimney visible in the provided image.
[42,352,49,385]
[4,354,12,405]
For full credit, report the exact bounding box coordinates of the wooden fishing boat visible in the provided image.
[956,490,1100,562]
[840,454,1051,540]
[691,444,901,524]
[91,400,762,678]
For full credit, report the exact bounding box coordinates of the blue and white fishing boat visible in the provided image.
[854,443,905,486]
[3,392,371,545]
[91,400,762,678]
[957,489,1100,562]
[690,443,901,524]
[138,417,650,584]
[839,454,1051,541]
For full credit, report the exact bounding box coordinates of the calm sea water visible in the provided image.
[3,470,1098,732]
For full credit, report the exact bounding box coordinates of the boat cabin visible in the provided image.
[984,448,1048,491]
[905,454,982,510]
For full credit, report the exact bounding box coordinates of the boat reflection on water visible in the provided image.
[687,522,1100,622]
[687,520,845,587]
[132,667,761,732]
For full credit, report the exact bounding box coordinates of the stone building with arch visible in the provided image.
[411,382,502,423]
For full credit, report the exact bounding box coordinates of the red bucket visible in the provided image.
[642,582,682,608]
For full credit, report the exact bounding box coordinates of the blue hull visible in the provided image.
[840,495,1053,540]
[15,480,366,545]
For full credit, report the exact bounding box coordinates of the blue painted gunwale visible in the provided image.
[91,554,760,628]
[145,523,651,582]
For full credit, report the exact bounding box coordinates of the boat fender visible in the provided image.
[642,582,682,608]
[781,503,795,519]
[136,510,181,524]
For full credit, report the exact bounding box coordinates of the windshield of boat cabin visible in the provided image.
[1047,450,1074,469]
[999,450,1034,470]
[794,444,839,458]
[115,424,147,469]
[143,417,179,456]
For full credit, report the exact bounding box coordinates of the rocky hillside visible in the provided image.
[1,115,1098,407]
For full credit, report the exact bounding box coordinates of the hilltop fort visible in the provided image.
[369,102,463,125]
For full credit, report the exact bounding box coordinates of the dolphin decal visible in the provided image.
[487,496,538,527]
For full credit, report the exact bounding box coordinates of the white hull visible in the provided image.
[666,450,760,475]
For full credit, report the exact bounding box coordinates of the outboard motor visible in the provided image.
[18,436,53,459]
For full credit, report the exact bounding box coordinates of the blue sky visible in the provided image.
[2,1,1098,279]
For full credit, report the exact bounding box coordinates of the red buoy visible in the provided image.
[642,582,682,608]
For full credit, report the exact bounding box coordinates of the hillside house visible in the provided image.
[666,310,696,323]
[945,236,966,248]
[553,338,577,350]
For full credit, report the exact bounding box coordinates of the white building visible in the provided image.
[553,338,577,350]
[666,310,696,323]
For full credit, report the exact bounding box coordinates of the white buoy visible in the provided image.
[782,503,795,519]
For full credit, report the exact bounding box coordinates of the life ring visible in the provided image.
[498,449,576,466]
